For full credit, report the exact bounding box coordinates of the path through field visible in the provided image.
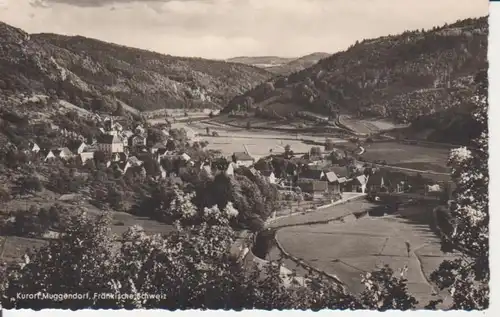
[269,199,457,308]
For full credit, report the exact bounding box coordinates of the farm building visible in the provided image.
[232,152,254,167]
[347,175,369,193]
[324,171,341,194]
[297,179,328,199]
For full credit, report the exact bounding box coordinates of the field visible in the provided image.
[361,142,450,172]
[166,120,346,159]
[339,115,408,135]
[273,200,457,307]
[269,199,373,228]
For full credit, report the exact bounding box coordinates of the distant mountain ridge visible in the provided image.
[227,52,331,75]
[0,21,271,114]
[222,17,487,144]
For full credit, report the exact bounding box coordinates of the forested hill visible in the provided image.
[223,17,488,126]
[0,22,271,113]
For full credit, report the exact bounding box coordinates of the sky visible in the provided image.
[0,0,489,59]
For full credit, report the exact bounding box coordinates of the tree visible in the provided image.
[310,146,322,157]
[430,70,489,309]
[2,188,420,310]
[360,265,418,310]
[17,176,43,195]
[206,127,210,135]
[325,138,335,151]
[113,101,124,116]
[147,128,165,146]
[246,121,251,130]
[0,185,11,205]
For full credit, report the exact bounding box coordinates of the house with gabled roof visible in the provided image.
[296,179,328,199]
[324,171,341,194]
[232,152,254,167]
[28,141,40,153]
[79,152,95,164]
[348,174,368,193]
[39,149,56,162]
[98,134,124,154]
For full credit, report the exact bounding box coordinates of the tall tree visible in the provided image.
[431,70,489,309]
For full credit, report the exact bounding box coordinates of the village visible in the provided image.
[16,110,453,216]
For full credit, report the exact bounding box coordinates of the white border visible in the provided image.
[3,2,499,317]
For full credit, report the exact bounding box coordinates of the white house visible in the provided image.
[28,142,40,153]
[225,162,235,176]
[40,149,56,161]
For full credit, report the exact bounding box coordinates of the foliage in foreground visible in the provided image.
[1,188,417,310]
[429,70,489,310]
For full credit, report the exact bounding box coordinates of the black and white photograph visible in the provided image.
[0,0,491,312]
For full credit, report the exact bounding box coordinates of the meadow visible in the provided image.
[274,200,457,307]
[360,142,450,172]
[339,115,408,135]
[175,121,346,159]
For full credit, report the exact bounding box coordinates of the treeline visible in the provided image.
[224,17,487,127]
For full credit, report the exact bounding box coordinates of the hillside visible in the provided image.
[0,22,271,114]
[265,52,331,75]
[222,17,488,143]
[227,52,330,75]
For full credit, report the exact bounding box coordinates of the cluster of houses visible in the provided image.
[22,115,451,203]
[24,117,261,182]
[246,148,433,201]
